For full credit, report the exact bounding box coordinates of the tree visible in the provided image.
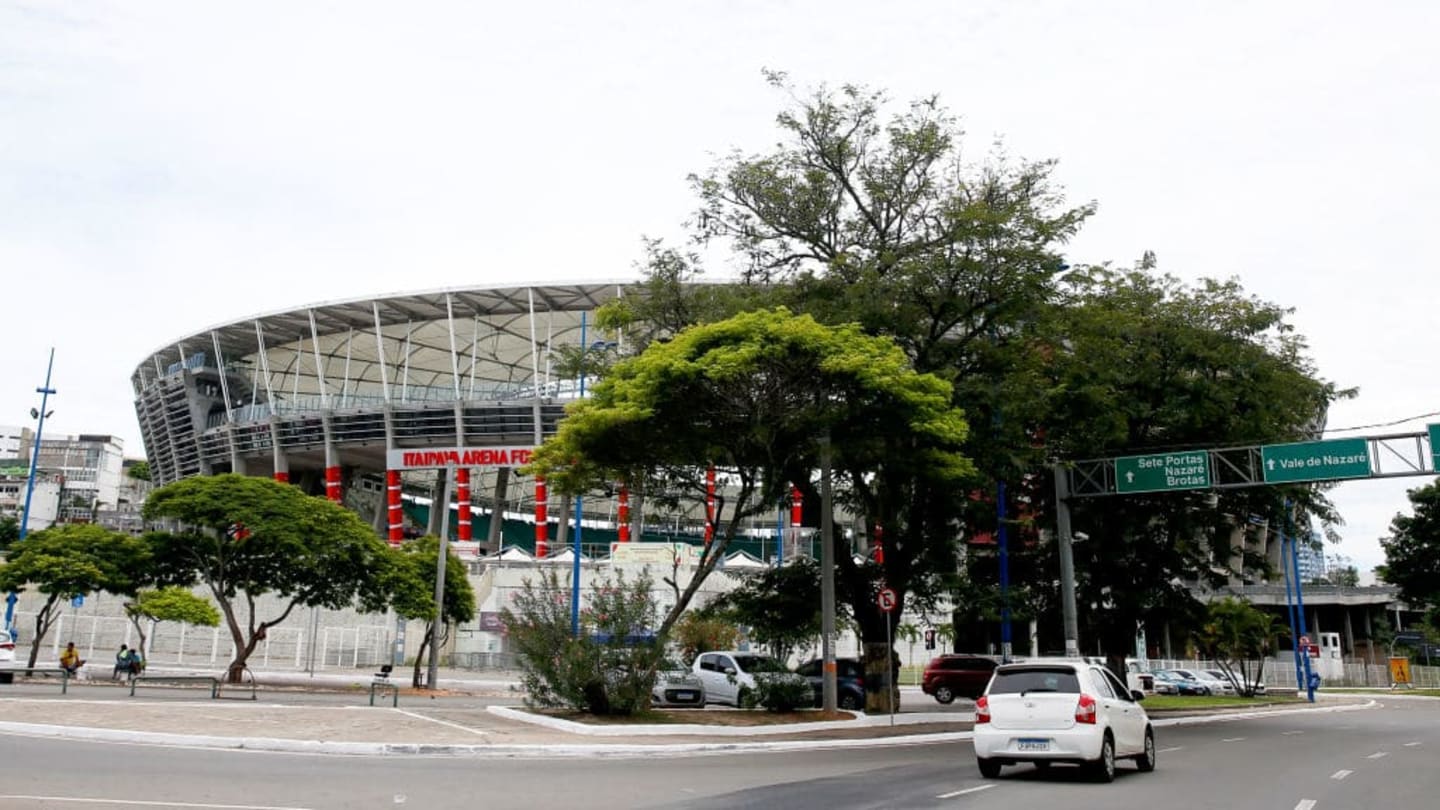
[896,622,920,671]
[383,536,476,688]
[671,611,740,666]
[1195,598,1281,697]
[126,461,152,482]
[124,586,221,658]
[141,474,394,681]
[1038,266,1344,677]
[0,516,18,554]
[528,308,972,712]
[0,523,148,667]
[708,558,829,662]
[1379,480,1440,609]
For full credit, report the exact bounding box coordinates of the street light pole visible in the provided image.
[8,348,57,639]
[820,430,837,713]
[1053,463,1080,658]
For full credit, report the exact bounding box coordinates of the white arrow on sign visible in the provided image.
[1267,459,1276,470]
[1125,471,1135,483]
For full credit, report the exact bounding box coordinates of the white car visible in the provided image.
[651,666,706,708]
[691,650,805,707]
[1204,668,1266,696]
[0,636,14,662]
[973,659,1156,782]
[1172,667,1233,695]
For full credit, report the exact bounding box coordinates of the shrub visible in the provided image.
[749,673,813,713]
[672,612,740,666]
[501,568,663,716]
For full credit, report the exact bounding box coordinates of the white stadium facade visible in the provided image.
[131,282,631,558]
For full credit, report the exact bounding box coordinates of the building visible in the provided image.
[0,425,26,458]
[15,433,126,526]
[1295,532,1327,583]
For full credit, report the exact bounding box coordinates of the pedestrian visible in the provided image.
[113,644,130,679]
[127,646,145,677]
[59,642,85,676]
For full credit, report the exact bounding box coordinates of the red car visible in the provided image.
[922,654,998,704]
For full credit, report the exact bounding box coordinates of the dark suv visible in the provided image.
[794,657,866,710]
[921,654,997,703]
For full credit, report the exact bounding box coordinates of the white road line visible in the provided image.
[1295,800,1317,810]
[1367,751,1389,759]
[1221,737,1246,742]
[1157,746,1184,753]
[1331,770,1353,780]
[1282,730,1305,736]
[0,798,311,810]
[1404,741,1423,747]
[936,785,996,799]
[394,708,490,736]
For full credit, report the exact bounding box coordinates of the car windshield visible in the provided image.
[733,655,789,673]
[988,667,1081,695]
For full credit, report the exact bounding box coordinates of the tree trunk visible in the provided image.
[26,597,59,669]
[412,623,433,688]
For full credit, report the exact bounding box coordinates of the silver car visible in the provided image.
[651,667,706,707]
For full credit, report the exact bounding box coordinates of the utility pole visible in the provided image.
[1053,463,1080,658]
[820,431,837,713]
[425,466,454,690]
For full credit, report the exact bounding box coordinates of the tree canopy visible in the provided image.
[141,473,394,678]
[0,523,148,667]
[1379,480,1440,609]
[384,535,476,687]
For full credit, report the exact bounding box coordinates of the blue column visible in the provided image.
[8,348,57,637]
[1281,529,1303,693]
[1286,501,1316,702]
[571,313,587,637]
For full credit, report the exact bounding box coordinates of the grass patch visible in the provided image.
[533,708,857,726]
[1143,694,1305,711]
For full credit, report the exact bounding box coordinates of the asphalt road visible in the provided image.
[3,698,1430,809]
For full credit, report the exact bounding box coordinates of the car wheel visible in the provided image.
[1089,732,1116,783]
[1136,727,1157,772]
[839,692,861,711]
[977,758,1002,779]
[934,685,955,704]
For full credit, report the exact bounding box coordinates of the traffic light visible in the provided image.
[924,628,936,650]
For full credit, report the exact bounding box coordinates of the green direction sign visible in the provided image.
[1115,450,1211,493]
[1430,424,1440,470]
[1260,437,1371,483]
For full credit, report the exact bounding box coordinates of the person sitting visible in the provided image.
[127,646,145,677]
[59,642,85,676]
[113,644,131,679]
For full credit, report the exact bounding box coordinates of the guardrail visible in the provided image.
[0,666,70,694]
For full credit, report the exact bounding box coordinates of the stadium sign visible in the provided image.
[386,446,535,469]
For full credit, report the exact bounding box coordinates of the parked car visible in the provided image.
[1083,657,1156,694]
[1152,669,1210,696]
[794,657,866,710]
[1204,668,1266,696]
[972,658,1156,782]
[0,637,14,663]
[1171,667,1232,695]
[651,661,706,707]
[691,651,806,707]
[922,654,998,704]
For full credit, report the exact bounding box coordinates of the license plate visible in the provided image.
[1017,738,1050,752]
[673,691,697,700]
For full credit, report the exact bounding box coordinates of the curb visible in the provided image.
[0,699,1379,760]
[486,705,973,736]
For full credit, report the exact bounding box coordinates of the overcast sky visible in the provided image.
[2,1,1436,576]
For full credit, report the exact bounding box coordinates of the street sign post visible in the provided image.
[1114,450,1211,494]
[1260,437,1371,484]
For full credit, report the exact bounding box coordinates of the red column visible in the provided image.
[617,485,630,543]
[456,468,472,542]
[704,465,716,544]
[386,470,403,545]
[789,485,803,558]
[273,471,289,484]
[534,476,548,557]
[324,466,342,502]
[873,523,885,564]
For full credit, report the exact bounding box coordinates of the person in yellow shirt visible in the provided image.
[59,642,85,676]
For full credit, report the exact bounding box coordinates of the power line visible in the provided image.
[1324,410,1440,435]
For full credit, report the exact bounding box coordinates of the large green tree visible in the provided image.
[0,523,149,667]
[383,536,476,688]
[141,474,394,680]
[1379,480,1440,609]
[1039,266,1344,672]
[528,308,972,711]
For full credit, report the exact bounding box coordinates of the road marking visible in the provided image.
[1331,770,1353,780]
[0,798,311,810]
[1222,737,1246,742]
[1367,751,1389,759]
[1157,746,1184,753]
[1295,801,1317,810]
[1404,741,1423,747]
[394,708,490,736]
[1282,730,1305,736]
[936,785,996,799]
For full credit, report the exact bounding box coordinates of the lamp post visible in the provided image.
[7,348,57,638]
[570,311,617,637]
